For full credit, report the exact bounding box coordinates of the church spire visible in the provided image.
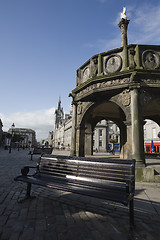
[58,97,61,109]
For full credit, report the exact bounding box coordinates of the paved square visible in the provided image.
[0,148,160,240]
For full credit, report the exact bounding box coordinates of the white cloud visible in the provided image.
[97,37,121,52]
[88,4,160,52]
[0,107,55,141]
[126,4,160,44]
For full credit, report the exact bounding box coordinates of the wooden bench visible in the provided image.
[14,154,135,228]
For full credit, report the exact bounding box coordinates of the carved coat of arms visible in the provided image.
[122,90,131,106]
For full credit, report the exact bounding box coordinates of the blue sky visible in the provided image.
[0,0,160,140]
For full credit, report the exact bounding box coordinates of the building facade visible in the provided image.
[53,99,72,150]
[52,101,160,154]
[144,120,160,152]
[93,120,120,152]
[8,127,37,148]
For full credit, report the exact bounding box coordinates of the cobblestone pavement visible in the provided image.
[0,148,160,240]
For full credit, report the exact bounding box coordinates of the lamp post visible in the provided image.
[9,123,15,153]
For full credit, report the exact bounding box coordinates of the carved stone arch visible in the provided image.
[77,101,95,127]
[79,100,127,126]
[75,99,131,157]
[139,90,153,116]
[109,90,131,122]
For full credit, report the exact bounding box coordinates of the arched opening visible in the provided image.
[93,119,120,154]
[79,101,128,157]
[143,97,160,154]
[144,119,160,153]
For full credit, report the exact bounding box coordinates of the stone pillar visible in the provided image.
[85,124,93,156]
[76,126,85,157]
[98,54,103,76]
[120,121,132,159]
[70,102,77,156]
[131,89,145,166]
[118,18,130,47]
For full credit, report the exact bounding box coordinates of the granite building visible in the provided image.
[8,126,37,147]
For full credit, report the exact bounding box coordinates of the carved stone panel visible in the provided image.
[77,102,92,125]
[90,58,98,78]
[77,102,82,115]
[104,55,122,74]
[121,90,131,106]
[75,77,131,101]
[82,66,90,82]
[142,50,160,69]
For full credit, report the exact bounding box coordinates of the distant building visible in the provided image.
[48,131,53,147]
[53,99,72,150]
[144,120,160,152]
[93,120,120,152]
[52,100,120,152]
[8,127,37,148]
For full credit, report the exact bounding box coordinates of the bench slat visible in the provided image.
[15,175,129,205]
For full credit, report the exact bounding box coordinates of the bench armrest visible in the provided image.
[21,166,38,176]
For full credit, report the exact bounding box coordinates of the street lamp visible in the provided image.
[9,123,15,153]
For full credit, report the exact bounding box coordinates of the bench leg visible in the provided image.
[18,183,36,203]
[129,199,134,228]
[26,182,31,197]
[30,153,33,161]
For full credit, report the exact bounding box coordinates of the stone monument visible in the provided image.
[70,7,160,177]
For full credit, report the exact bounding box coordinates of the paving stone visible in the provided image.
[0,149,160,240]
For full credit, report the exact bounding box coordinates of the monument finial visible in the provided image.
[121,7,127,20]
[118,7,130,47]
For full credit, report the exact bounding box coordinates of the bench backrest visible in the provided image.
[37,155,135,187]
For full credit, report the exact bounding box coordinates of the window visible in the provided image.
[144,129,146,138]
[99,140,102,147]
[152,128,156,139]
[99,129,102,136]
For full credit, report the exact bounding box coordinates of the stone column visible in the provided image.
[76,126,85,157]
[98,54,103,76]
[85,124,93,156]
[120,121,132,159]
[118,18,130,47]
[131,89,145,166]
[70,102,77,156]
